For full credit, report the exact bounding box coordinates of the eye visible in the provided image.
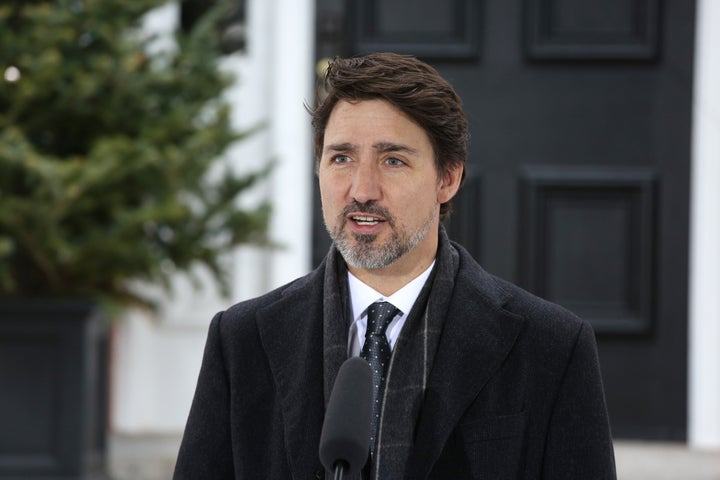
[332,154,351,164]
[386,157,405,167]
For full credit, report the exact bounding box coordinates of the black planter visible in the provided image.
[0,300,109,479]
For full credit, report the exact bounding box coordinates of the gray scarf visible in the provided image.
[322,227,461,479]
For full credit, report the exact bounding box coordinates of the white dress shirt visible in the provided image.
[347,261,435,356]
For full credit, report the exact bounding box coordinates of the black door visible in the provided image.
[313,0,695,441]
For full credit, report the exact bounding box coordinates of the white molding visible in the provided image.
[688,0,720,449]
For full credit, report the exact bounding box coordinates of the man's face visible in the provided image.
[318,99,460,274]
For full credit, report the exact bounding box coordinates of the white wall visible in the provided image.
[688,0,720,450]
[109,0,315,473]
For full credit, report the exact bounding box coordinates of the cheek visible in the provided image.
[413,179,443,206]
[319,175,343,213]
[396,187,440,219]
[320,168,353,194]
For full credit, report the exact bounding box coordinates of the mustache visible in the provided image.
[341,200,393,223]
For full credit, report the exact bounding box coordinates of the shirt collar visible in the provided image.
[347,260,436,321]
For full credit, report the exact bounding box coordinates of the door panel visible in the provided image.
[313,0,695,440]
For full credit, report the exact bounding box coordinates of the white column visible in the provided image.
[266,0,316,287]
[688,0,720,449]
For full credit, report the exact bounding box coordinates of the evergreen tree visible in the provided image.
[0,0,271,309]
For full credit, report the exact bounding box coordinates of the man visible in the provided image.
[174,52,616,479]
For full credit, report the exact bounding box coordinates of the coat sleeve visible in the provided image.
[542,321,617,479]
[173,312,235,479]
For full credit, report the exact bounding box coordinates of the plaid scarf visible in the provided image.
[322,227,460,479]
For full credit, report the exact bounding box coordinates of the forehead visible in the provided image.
[324,99,432,148]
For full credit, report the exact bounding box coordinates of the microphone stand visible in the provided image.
[333,460,348,480]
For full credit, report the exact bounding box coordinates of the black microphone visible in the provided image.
[319,356,373,479]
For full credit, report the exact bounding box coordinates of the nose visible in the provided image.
[349,161,381,204]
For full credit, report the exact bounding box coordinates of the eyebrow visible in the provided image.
[374,142,418,155]
[324,142,355,155]
[323,142,418,155]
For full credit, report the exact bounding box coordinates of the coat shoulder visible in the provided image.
[214,263,324,338]
[454,241,589,346]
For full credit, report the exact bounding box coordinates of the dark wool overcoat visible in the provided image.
[174,237,616,479]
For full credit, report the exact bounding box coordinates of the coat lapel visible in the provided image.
[255,271,327,478]
[407,258,525,479]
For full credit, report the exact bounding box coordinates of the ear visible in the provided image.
[437,163,464,204]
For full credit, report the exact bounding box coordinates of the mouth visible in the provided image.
[350,214,384,226]
[339,202,392,235]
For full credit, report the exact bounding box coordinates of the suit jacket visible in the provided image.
[174,240,616,479]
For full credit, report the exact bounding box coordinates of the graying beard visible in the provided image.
[339,233,405,269]
[333,213,434,270]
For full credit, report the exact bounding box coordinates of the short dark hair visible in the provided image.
[310,52,468,220]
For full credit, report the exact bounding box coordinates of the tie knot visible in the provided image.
[366,301,400,336]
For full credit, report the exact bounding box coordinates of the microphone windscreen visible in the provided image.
[318,356,373,475]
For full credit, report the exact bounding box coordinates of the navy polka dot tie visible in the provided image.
[360,301,400,457]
